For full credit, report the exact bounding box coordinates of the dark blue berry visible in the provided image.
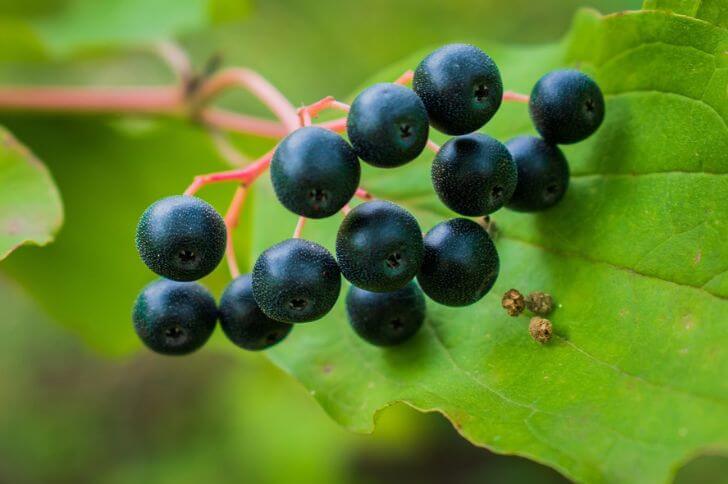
[347,83,429,168]
[417,218,499,307]
[413,43,503,135]
[336,200,423,292]
[252,238,341,323]
[136,195,226,282]
[432,133,517,216]
[133,279,217,355]
[346,282,426,347]
[219,274,293,350]
[271,127,360,218]
[506,136,570,212]
[529,69,605,144]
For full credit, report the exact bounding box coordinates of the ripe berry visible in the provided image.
[252,238,341,323]
[413,43,503,135]
[347,83,429,168]
[336,200,423,292]
[346,282,426,347]
[417,218,499,307]
[133,279,217,355]
[271,126,360,218]
[529,69,605,144]
[505,136,569,212]
[136,195,227,281]
[219,274,293,350]
[432,133,517,216]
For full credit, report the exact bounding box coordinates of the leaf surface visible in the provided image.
[0,126,62,260]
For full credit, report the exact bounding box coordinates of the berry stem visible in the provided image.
[154,40,194,85]
[192,68,300,131]
[184,148,274,196]
[298,96,351,127]
[341,204,352,216]
[292,216,307,238]
[503,91,530,103]
[426,140,441,153]
[223,185,248,279]
[394,70,415,85]
[355,187,374,201]
[0,86,184,114]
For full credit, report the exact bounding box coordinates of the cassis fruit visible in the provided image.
[336,200,423,292]
[347,83,429,168]
[219,274,293,350]
[346,282,426,347]
[136,195,226,282]
[417,218,499,307]
[432,133,517,216]
[505,136,570,212]
[252,238,341,323]
[529,69,605,144]
[271,126,360,218]
[413,43,503,135]
[133,279,217,355]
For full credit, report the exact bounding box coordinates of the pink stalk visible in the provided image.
[292,217,307,238]
[503,91,530,103]
[355,188,374,201]
[298,96,350,127]
[194,68,299,132]
[184,148,274,196]
[394,70,414,85]
[155,41,193,83]
[223,185,248,279]
[341,204,352,216]
[0,86,183,113]
[202,109,289,138]
[426,140,441,153]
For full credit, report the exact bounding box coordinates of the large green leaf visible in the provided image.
[0,126,62,260]
[250,5,725,483]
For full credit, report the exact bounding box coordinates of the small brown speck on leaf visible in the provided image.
[525,292,554,316]
[501,289,525,316]
[529,317,553,344]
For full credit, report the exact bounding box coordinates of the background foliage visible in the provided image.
[0,0,726,483]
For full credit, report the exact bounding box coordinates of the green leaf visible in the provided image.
[208,0,251,25]
[250,6,725,483]
[642,0,728,27]
[0,126,62,260]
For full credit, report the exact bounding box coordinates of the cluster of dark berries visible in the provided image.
[132,43,604,355]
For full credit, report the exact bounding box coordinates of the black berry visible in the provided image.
[347,83,429,168]
[133,279,217,355]
[417,218,499,307]
[336,200,423,292]
[346,282,426,347]
[271,126,360,218]
[219,274,293,350]
[413,43,503,135]
[505,136,569,212]
[252,238,341,323]
[529,69,605,144]
[136,195,226,282]
[432,133,517,216]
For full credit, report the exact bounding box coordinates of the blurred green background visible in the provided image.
[1,0,726,482]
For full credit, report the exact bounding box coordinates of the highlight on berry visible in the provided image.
[131,43,603,355]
